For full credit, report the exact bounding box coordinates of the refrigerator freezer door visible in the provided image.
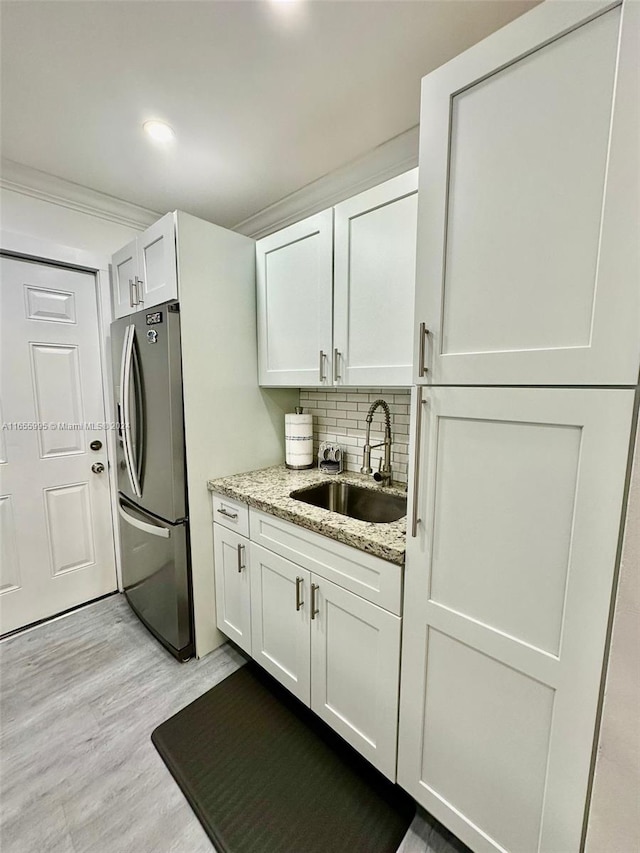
[112,303,186,523]
[118,498,193,660]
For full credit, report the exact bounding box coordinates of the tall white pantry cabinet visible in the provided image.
[398,3,639,853]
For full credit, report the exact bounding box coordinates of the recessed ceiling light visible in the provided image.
[143,120,175,143]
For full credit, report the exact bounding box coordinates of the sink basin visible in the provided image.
[290,481,407,524]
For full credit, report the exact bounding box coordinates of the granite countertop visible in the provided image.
[207,465,407,565]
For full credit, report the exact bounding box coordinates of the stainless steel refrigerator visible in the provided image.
[111,301,193,661]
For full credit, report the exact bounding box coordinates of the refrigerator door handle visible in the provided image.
[118,502,171,539]
[120,324,142,498]
[131,333,145,488]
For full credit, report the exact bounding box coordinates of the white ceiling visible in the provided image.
[1,0,539,229]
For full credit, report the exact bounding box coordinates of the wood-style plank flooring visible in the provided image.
[0,594,469,853]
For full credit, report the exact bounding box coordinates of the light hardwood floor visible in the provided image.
[0,594,468,853]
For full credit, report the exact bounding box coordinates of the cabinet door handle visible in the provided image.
[319,350,326,383]
[134,276,144,305]
[333,349,341,382]
[217,507,238,520]
[295,576,304,611]
[129,278,137,307]
[418,322,429,378]
[411,386,425,538]
[311,583,319,619]
[237,543,246,572]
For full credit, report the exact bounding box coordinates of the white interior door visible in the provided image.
[414,0,639,386]
[0,257,117,634]
[310,575,401,780]
[333,169,418,387]
[256,210,333,387]
[398,386,635,853]
[249,542,310,704]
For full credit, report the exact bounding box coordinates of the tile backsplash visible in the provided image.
[299,388,411,484]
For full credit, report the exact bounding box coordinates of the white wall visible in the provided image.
[586,428,640,853]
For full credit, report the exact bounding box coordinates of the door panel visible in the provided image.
[250,543,310,704]
[415,1,639,385]
[420,629,554,853]
[44,483,96,575]
[30,343,85,456]
[398,387,635,853]
[0,257,117,634]
[333,170,418,387]
[213,525,251,654]
[311,575,401,780]
[136,212,178,309]
[256,210,333,387]
[112,239,137,320]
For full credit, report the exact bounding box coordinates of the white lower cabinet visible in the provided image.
[310,575,401,777]
[211,494,403,781]
[212,524,251,655]
[250,542,401,779]
[250,544,311,704]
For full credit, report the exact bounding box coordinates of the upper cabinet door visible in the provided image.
[256,210,333,387]
[415,1,639,386]
[334,170,418,387]
[136,212,178,310]
[112,239,137,320]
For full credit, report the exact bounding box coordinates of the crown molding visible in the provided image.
[233,125,420,239]
[0,159,160,230]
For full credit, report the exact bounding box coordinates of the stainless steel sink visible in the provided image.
[290,481,407,524]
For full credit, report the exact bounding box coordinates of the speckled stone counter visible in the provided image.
[207,465,407,565]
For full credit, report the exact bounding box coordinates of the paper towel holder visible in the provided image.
[285,407,314,470]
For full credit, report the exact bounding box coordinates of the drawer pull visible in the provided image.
[311,583,319,620]
[295,576,304,611]
[217,507,238,520]
[237,543,246,572]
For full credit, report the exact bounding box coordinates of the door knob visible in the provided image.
[91,463,105,474]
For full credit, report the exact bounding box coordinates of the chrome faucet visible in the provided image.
[360,398,393,486]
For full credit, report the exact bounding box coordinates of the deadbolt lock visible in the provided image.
[90,440,103,451]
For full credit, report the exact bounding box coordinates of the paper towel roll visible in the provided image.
[285,411,313,469]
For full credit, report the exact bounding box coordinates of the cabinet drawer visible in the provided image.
[249,509,402,615]
[210,492,249,537]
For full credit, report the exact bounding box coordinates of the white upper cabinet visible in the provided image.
[111,212,178,319]
[112,239,137,320]
[414,0,639,386]
[135,213,177,309]
[256,211,334,387]
[334,170,418,386]
[256,170,418,387]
